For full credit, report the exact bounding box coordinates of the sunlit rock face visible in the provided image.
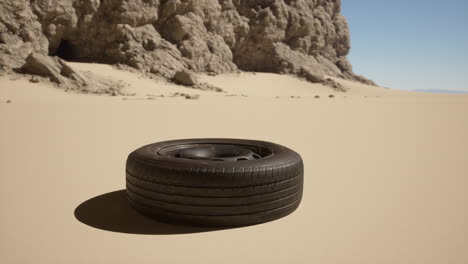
[0,0,374,85]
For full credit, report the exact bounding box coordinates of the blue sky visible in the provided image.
[341,0,468,92]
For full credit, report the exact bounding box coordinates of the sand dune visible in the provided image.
[1,64,467,264]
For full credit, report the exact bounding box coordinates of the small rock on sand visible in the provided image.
[173,70,198,86]
[185,94,199,100]
[29,76,40,83]
[171,92,200,100]
[194,83,224,92]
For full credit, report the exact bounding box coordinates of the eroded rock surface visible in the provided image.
[0,0,376,89]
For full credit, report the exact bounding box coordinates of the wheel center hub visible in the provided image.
[160,144,266,161]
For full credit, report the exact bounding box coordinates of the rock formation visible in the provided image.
[0,0,375,90]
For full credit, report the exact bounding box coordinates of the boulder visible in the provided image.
[21,52,86,85]
[173,70,198,86]
[21,53,68,84]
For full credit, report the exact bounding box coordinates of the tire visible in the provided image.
[126,138,304,227]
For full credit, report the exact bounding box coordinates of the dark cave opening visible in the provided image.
[53,40,76,61]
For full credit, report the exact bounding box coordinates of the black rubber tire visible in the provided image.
[126,139,303,188]
[126,138,304,227]
[128,197,303,227]
[126,176,303,206]
[126,171,303,198]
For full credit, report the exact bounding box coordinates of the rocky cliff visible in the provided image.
[0,0,374,89]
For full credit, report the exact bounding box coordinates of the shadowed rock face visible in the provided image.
[0,0,375,86]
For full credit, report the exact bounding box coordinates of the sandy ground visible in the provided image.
[1,63,467,263]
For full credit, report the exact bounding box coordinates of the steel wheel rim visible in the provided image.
[158,143,273,162]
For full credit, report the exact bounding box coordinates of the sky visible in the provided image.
[341,0,468,92]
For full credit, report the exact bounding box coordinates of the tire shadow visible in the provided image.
[74,190,232,235]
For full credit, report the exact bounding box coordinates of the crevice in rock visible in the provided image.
[51,40,76,62]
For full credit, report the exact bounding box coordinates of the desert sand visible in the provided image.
[1,64,467,264]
